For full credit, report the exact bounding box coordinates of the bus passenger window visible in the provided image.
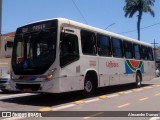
[141,46,148,60]
[133,44,141,60]
[97,34,112,56]
[124,41,133,59]
[81,30,96,55]
[111,38,123,58]
[60,33,79,67]
[147,47,154,61]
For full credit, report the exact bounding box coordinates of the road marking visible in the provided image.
[74,100,85,105]
[117,92,124,95]
[143,86,153,89]
[99,95,107,99]
[118,103,130,108]
[39,107,52,112]
[85,98,99,103]
[83,112,104,119]
[0,93,34,100]
[124,90,133,94]
[152,85,160,87]
[152,85,157,87]
[139,97,148,101]
[107,93,119,98]
[132,88,143,92]
[154,93,160,96]
[52,104,75,111]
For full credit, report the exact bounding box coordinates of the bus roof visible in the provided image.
[21,18,152,47]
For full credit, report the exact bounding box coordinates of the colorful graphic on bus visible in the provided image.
[125,60,144,74]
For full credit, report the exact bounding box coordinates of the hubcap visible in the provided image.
[85,81,92,93]
[137,75,141,86]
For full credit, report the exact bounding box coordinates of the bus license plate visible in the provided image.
[23,88,32,92]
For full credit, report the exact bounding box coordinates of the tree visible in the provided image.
[124,0,155,40]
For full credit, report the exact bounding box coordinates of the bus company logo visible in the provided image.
[89,61,96,66]
[125,60,144,74]
[106,61,119,68]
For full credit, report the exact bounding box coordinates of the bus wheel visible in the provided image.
[135,72,142,88]
[83,75,95,97]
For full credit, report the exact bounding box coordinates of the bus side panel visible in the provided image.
[108,58,129,85]
[98,56,110,87]
[121,59,136,85]
[80,55,98,86]
[143,61,155,81]
[59,60,83,93]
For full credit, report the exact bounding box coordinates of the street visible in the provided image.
[0,77,160,120]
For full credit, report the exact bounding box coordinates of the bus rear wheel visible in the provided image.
[135,72,142,88]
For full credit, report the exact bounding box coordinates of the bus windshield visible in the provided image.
[12,21,57,75]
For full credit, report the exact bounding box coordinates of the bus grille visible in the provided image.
[16,84,41,91]
[0,81,7,83]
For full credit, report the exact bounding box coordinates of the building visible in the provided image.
[0,32,15,58]
[0,32,15,75]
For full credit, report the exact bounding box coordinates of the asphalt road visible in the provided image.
[0,77,160,120]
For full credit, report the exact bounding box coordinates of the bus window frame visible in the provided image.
[111,37,124,58]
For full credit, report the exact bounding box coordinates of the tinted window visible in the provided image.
[81,30,96,55]
[60,33,79,67]
[133,44,141,60]
[147,47,154,61]
[124,41,133,59]
[141,46,148,60]
[112,38,123,58]
[97,34,112,56]
[12,20,57,75]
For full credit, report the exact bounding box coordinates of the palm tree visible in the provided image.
[124,0,155,40]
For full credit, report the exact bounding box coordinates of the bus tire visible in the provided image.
[135,72,142,88]
[83,74,96,97]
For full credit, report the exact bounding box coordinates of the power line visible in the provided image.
[71,0,88,24]
[119,22,160,34]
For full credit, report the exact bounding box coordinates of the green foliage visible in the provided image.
[124,0,155,40]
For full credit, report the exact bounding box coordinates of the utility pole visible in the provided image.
[151,39,158,61]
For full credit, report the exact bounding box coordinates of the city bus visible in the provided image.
[10,18,155,95]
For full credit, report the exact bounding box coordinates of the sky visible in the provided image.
[2,0,160,45]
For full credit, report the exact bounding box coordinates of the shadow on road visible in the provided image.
[0,83,153,107]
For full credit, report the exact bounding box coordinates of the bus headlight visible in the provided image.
[11,72,19,80]
[45,68,57,80]
[46,74,54,80]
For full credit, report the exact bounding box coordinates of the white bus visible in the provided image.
[10,18,155,95]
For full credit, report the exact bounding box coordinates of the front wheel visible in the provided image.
[135,72,142,88]
[83,75,95,97]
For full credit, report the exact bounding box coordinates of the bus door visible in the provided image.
[59,27,82,92]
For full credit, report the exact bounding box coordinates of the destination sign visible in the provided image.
[19,20,57,33]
